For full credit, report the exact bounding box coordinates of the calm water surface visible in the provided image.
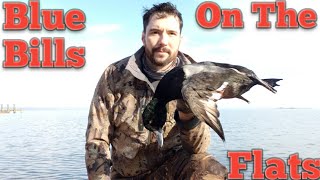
[0,108,319,179]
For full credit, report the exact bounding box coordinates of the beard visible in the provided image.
[145,46,178,67]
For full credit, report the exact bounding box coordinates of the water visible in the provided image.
[210,108,320,179]
[0,109,88,179]
[0,108,319,179]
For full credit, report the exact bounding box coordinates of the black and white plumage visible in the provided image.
[142,62,282,147]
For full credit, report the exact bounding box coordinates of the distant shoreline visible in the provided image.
[17,107,318,111]
[21,107,89,111]
[275,107,313,110]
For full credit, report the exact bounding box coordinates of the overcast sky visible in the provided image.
[1,0,320,109]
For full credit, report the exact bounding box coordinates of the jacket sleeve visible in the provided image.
[175,111,212,154]
[85,67,115,180]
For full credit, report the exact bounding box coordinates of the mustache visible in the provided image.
[152,46,170,53]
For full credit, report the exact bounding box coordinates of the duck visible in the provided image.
[142,61,282,147]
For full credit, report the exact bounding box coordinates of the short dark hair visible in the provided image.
[143,2,183,33]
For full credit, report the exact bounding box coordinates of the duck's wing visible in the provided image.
[181,78,225,142]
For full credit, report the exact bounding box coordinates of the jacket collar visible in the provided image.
[125,46,194,92]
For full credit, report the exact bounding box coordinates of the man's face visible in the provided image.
[142,14,181,67]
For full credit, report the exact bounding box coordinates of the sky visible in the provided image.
[0,0,320,109]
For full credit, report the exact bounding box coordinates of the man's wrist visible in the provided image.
[178,111,194,121]
[174,110,200,130]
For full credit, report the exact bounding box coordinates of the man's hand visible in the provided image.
[178,111,194,121]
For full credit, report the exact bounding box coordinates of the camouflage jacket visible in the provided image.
[85,47,211,179]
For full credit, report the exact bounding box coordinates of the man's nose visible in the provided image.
[159,33,169,46]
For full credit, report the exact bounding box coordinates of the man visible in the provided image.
[85,2,227,179]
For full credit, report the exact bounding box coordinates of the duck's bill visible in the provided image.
[154,129,164,148]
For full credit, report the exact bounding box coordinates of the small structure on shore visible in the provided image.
[0,104,20,113]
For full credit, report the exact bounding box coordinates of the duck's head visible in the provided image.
[142,98,167,147]
[142,98,167,131]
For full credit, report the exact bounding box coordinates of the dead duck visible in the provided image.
[142,62,282,147]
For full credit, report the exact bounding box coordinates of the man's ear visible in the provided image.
[141,32,146,46]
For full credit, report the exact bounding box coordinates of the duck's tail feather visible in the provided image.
[262,78,283,87]
[254,77,277,93]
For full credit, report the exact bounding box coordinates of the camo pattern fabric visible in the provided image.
[85,47,227,179]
